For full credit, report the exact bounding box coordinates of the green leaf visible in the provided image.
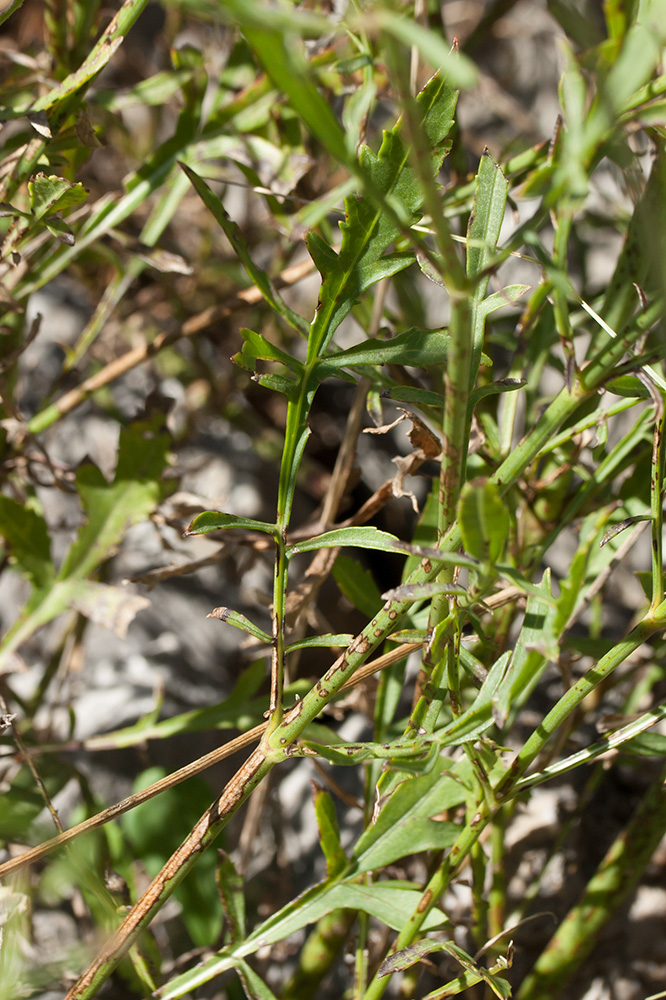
[435,651,513,747]
[286,526,404,558]
[95,69,195,110]
[387,629,429,645]
[251,372,301,399]
[302,738,436,767]
[459,480,510,565]
[28,173,88,220]
[236,962,279,1000]
[0,498,53,589]
[377,12,478,89]
[207,607,272,644]
[331,555,383,618]
[619,732,666,757]
[0,758,74,841]
[379,939,511,997]
[326,879,450,933]
[387,385,445,408]
[158,879,449,999]
[381,581,466,602]
[350,764,466,874]
[233,328,305,374]
[0,419,170,670]
[318,327,449,373]
[479,283,531,316]
[79,660,285,749]
[306,72,458,358]
[312,784,347,878]
[43,214,75,245]
[185,511,276,536]
[233,12,350,167]
[217,852,245,944]
[467,151,510,377]
[469,378,526,409]
[284,634,353,653]
[179,163,308,335]
[605,375,652,398]
[59,418,170,580]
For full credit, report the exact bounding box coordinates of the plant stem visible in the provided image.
[516,760,666,1000]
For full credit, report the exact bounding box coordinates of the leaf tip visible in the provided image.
[207,607,230,622]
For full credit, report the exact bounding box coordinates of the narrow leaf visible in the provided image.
[286,526,404,558]
[479,283,531,316]
[185,512,276,537]
[320,328,449,372]
[284,634,353,652]
[459,480,510,565]
[217,852,245,944]
[312,783,347,878]
[179,163,308,335]
[207,607,272,644]
[236,962,279,1000]
[306,72,458,356]
[332,555,383,618]
[233,328,305,374]
[377,13,478,89]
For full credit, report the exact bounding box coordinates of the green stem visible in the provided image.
[495,603,666,798]
[516,760,666,1000]
[362,803,490,1000]
[650,395,666,612]
[32,0,151,115]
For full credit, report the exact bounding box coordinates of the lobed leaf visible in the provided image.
[0,498,53,590]
[306,72,458,358]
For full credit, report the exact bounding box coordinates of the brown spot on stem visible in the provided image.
[417,889,433,912]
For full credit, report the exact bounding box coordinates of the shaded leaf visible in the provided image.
[180,163,308,335]
[459,480,510,565]
[217,852,245,944]
[377,13,478,89]
[0,419,170,670]
[332,555,383,618]
[236,961,279,1000]
[0,498,53,589]
[312,783,347,878]
[122,767,223,947]
[69,582,150,637]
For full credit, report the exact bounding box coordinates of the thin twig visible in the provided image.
[27,257,315,434]
[0,688,64,834]
[0,641,421,880]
